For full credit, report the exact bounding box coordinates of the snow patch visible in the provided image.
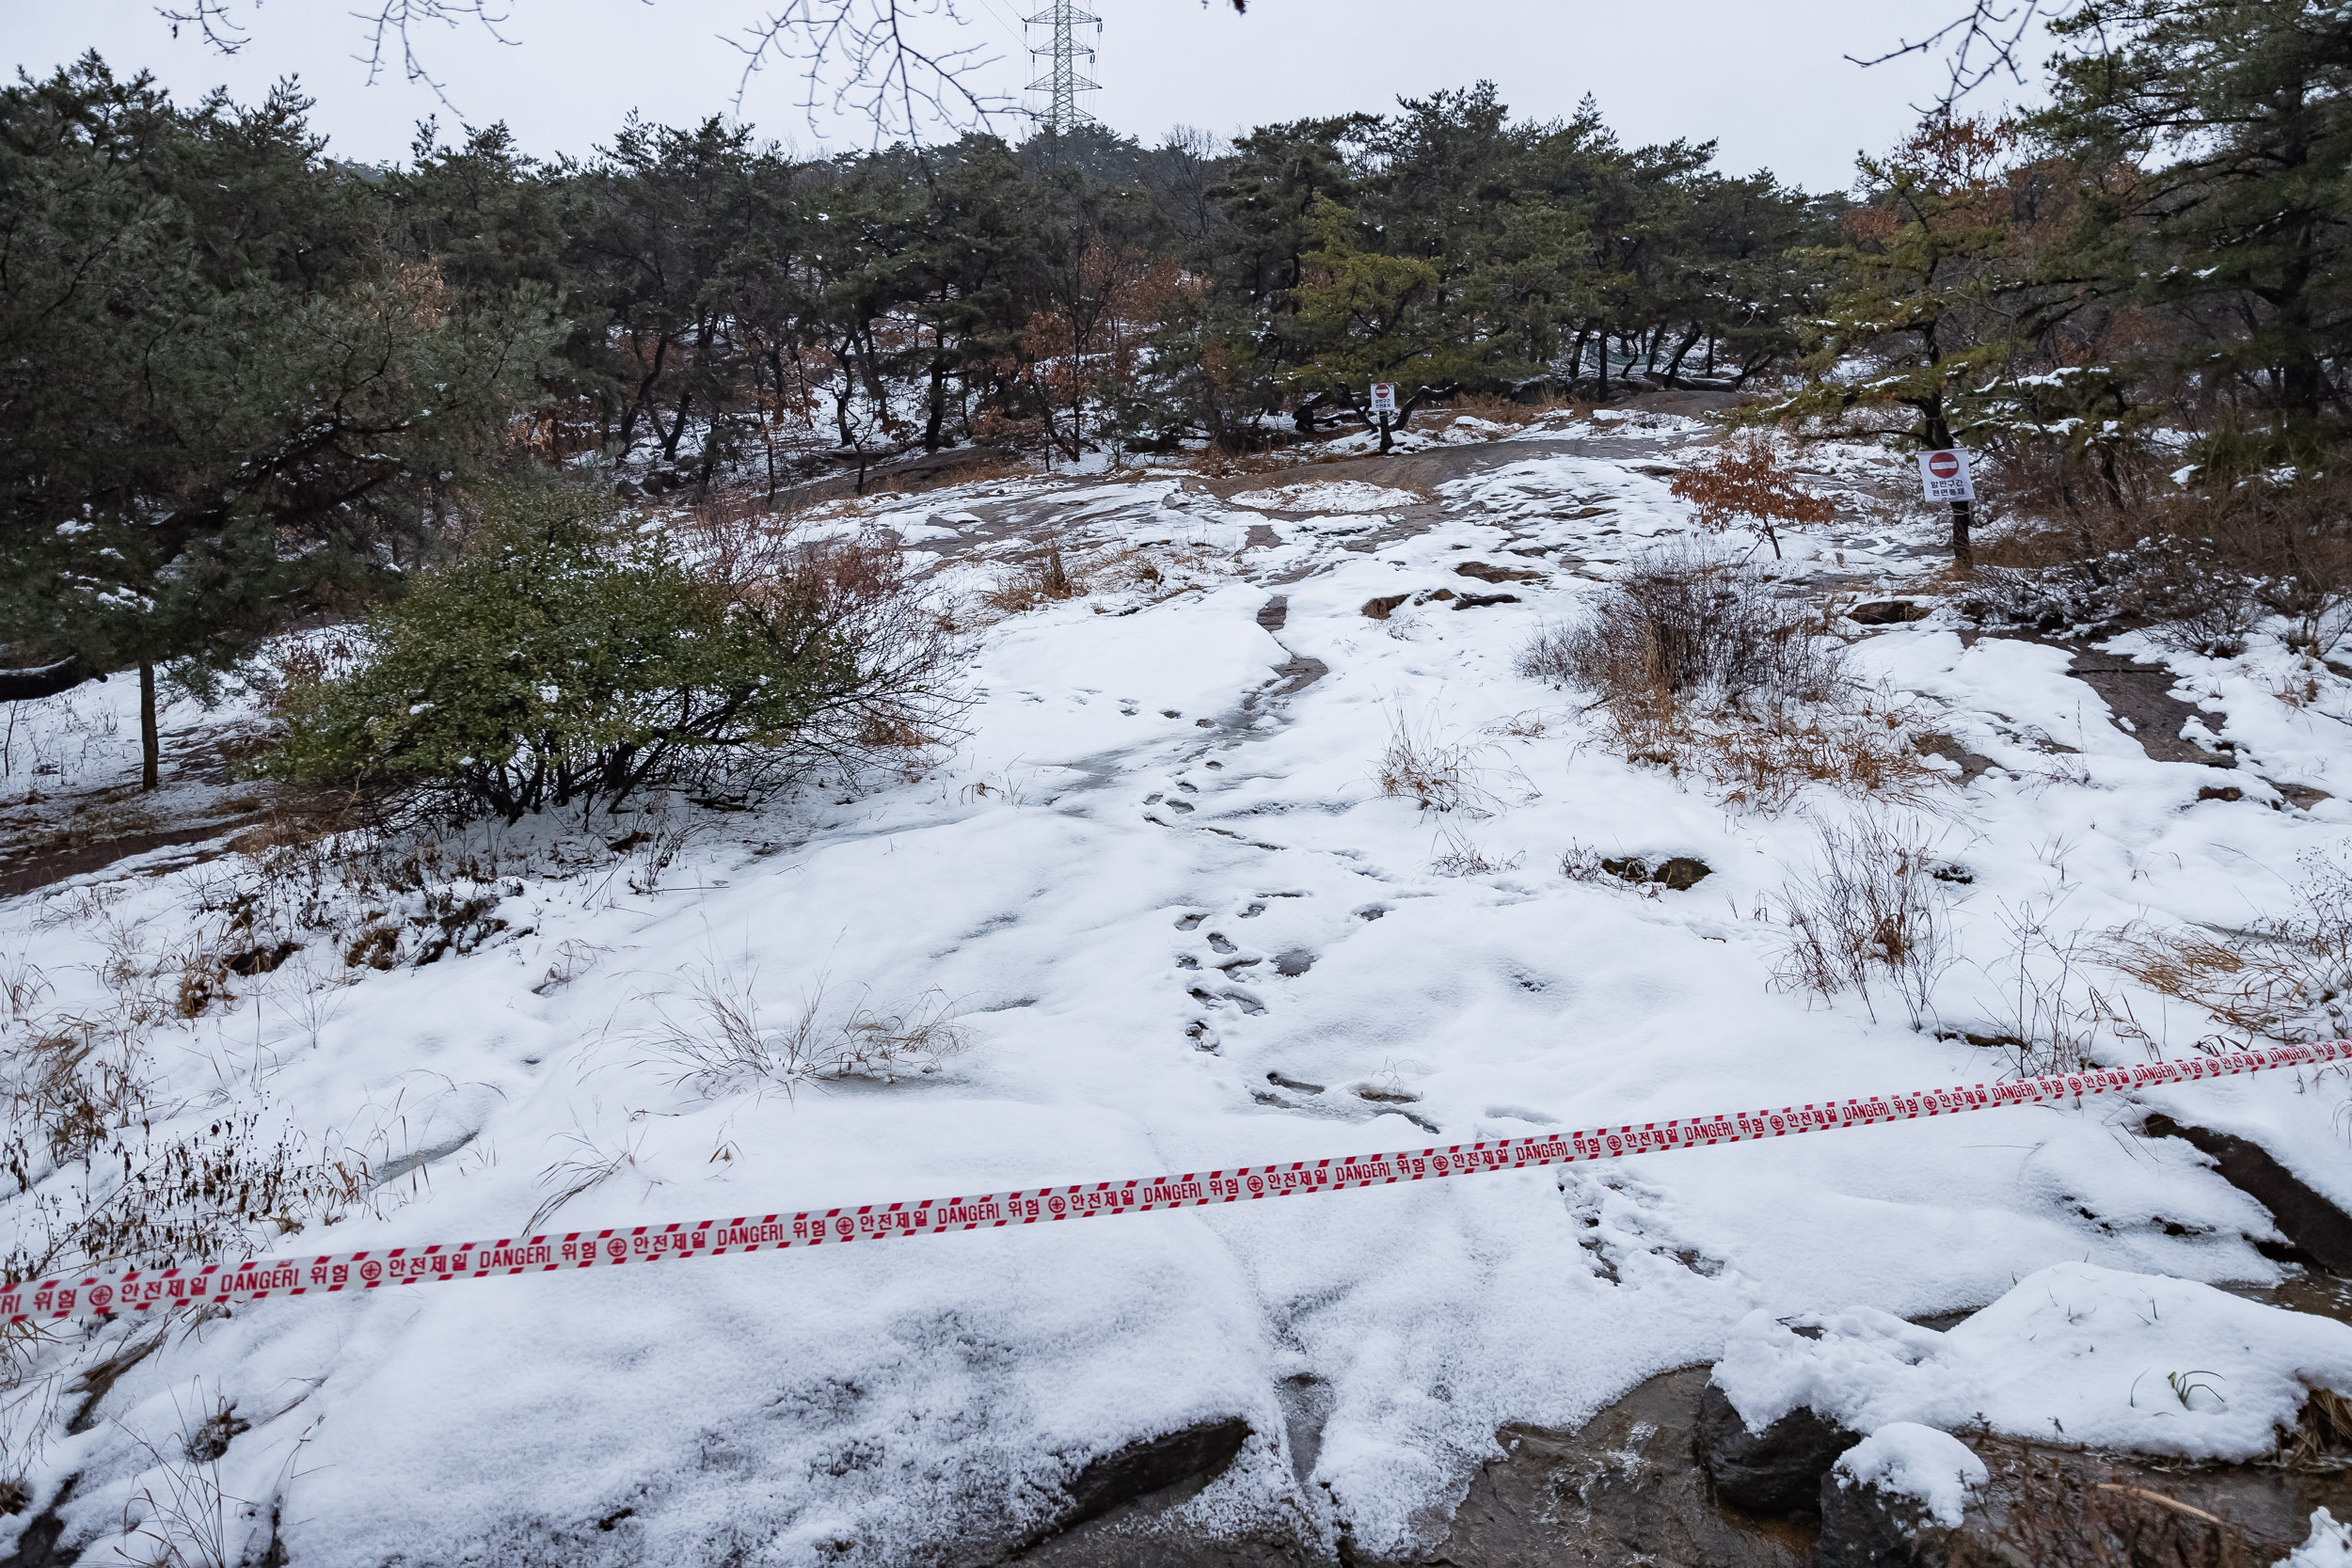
[1832,1422,1987,1528]
[1715,1261,2352,1462]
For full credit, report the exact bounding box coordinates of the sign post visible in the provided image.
[1916,448,1977,571]
[1368,382,1400,453]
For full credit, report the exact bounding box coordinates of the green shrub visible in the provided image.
[262,489,958,819]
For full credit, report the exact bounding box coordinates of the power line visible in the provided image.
[1025,0,1100,135]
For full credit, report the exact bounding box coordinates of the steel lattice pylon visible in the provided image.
[1025,0,1101,135]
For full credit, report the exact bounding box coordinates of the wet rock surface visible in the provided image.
[1600,854,1713,891]
[2142,1113,2352,1272]
[1012,1417,1279,1565]
[2065,652,2239,768]
[1915,733,1996,786]
[1849,600,1931,626]
[1414,1368,1815,1568]
[1454,561,1547,584]
[1817,1433,2352,1568]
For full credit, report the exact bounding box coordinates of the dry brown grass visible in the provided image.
[2099,849,2352,1047]
[979,538,1224,617]
[1438,392,1574,429]
[1597,680,1942,815]
[977,545,1084,615]
[1429,828,1524,877]
[1525,550,1941,813]
[1376,710,1491,814]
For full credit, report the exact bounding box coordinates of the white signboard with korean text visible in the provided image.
[1917,448,1975,502]
[1369,383,1398,415]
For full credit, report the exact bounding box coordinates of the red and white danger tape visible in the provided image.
[12,1042,2345,1325]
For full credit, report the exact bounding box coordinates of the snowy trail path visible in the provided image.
[4,416,2351,1566]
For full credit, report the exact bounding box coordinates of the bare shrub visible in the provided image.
[1,1102,370,1284]
[1518,547,1842,705]
[1963,470,2352,655]
[1376,709,1489,814]
[1768,814,1956,1028]
[636,963,969,1100]
[1963,898,2141,1078]
[1524,550,1937,812]
[2100,847,2352,1047]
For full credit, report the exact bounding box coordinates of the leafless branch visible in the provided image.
[157,0,530,113]
[1846,0,2079,110]
[726,0,1014,144]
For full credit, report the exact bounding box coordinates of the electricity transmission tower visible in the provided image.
[1025,0,1101,135]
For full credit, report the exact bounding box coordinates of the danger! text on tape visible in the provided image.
[12,1041,2344,1324]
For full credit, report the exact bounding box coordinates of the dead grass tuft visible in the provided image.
[1429,828,1523,877]
[1376,709,1491,814]
[1768,813,1956,1029]
[636,962,970,1100]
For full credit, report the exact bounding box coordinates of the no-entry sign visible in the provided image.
[1918,448,1975,502]
[1369,383,1398,415]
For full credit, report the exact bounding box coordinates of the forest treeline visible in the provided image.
[6,0,2352,779]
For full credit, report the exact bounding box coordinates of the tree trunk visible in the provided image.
[1597,321,1610,400]
[1949,499,1975,571]
[1376,410,1394,454]
[138,660,159,792]
[925,356,948,452]
[1662,323,1704,388]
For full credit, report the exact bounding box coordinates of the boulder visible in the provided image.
[1697,1380,1862,1515]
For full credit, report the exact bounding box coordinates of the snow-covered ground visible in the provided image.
[3,415,2348,1564]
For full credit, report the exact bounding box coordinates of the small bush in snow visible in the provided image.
[262,486,961,820]
[1518,548,1842,707]
[1524,551,1937,812]
[1768,813,1955,1029]
[1668,436,1836,559]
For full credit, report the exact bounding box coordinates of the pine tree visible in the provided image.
[1775,117,2026,569]
[0,57,562,788]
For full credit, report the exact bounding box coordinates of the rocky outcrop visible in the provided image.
[2142,1114,2352,1272]
[1416,1369,1814,1568]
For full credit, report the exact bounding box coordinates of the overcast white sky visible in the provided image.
[9,1,2042,192]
